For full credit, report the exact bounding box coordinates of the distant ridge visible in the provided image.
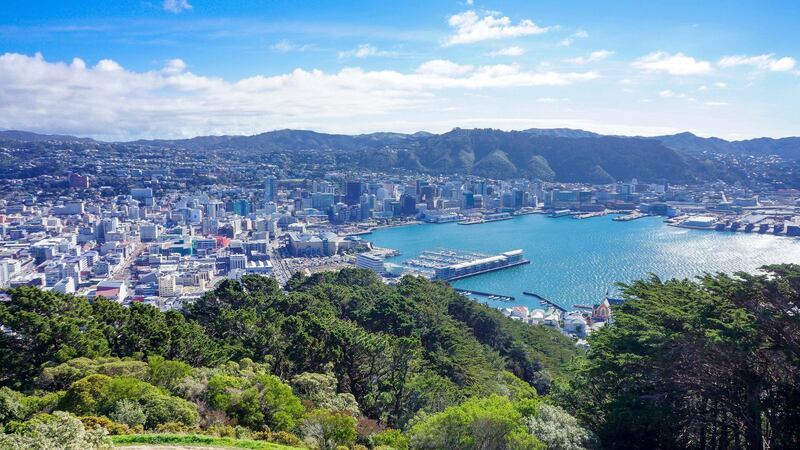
[3,127,797,159]
[0,130,96,143]
[3,127,798,183]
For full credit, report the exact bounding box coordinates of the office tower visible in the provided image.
[265,177,278,203]
[345,181,365,205]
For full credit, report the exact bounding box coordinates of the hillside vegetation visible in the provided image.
[0,270,581,449]
[2,266,799,449]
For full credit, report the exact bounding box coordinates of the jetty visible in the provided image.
[612,211,650,222]
[454,288,515,302]
[523,292,567,312]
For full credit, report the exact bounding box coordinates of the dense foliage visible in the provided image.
[0,269,583,449]
[555,264,800,450]
[6,265,796,448]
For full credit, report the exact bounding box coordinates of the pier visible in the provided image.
[454,288,515,302]
[523,292,567,312]
[612,211,651,222]
[573,211,608,220]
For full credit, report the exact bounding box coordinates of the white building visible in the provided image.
[355,252,385,274]
[53,277,76,294]
[158,274,179,297]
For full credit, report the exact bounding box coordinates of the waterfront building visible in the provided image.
[355,252,385,273]
[433,249,528,281]
[683,216,717,228]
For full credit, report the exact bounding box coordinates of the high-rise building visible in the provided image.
[265,177,278,203]
[344,181,365,205]
[400,194,417,216]
[233,199,250,216]
[462,191,475,209]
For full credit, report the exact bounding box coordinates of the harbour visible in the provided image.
[367,213,800,311]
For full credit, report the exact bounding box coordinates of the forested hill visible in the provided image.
[2,266,799,449]
[129,128,722,184]
[0,270,581,448]
[2,127,754,184]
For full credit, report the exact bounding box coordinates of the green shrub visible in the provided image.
[58,374,199,429]
[207,424,236,437]
[0,387,24,424]
[0,411,111,449]
[147,355,193,392]
[409,395,544,450]
[109,398,147,427]
[301,409,357,450]
[371,429,409,450]
[269,430,304,446]
[79,415,131,435]
[207,373,304,431]
[154,421,195,434]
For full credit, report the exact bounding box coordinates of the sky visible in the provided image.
[0,0,798,141]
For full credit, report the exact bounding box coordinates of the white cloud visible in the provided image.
[270,40,310,53]
[487,46,525,57]
[558,29,588,47]
[536,97,566,103]
[337,44,396,59]
[416,59,475,76]
[443,10,550,46]
[573,29,589,39]
[714,82,727,88]
[658,89,676,98]
[163,58,187,74]
[632,51,712,75]
[0,52,597,139]
[163,0,192,14]
[704,101,729,106]
[565,50,614,64]
[718,54,796,72]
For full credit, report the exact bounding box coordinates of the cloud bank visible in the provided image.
[0,52,597,139]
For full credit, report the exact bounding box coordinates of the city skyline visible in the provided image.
[1,0,798,140]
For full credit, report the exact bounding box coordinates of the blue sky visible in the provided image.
[0,0,798,140]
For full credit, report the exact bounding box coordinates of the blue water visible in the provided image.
[367,214,800,310]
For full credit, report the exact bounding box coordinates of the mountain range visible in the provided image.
[2,128,797,183]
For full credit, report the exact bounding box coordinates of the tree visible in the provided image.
[0,287,109,389]
[558,266,800,450]
[526,404,597,450]
[291,369,360,415]
[301,409,357,450]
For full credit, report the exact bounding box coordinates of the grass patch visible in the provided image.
[111,433,302,449]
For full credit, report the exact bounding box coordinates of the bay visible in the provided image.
[366,214,800,310]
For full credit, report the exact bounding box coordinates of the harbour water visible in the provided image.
[367,214,800,310]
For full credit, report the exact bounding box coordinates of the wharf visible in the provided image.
[454,288,515,302]
[573,211,608,220]
[523,292,567,312]
[444,259,530,281]
[613,212,651,222]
